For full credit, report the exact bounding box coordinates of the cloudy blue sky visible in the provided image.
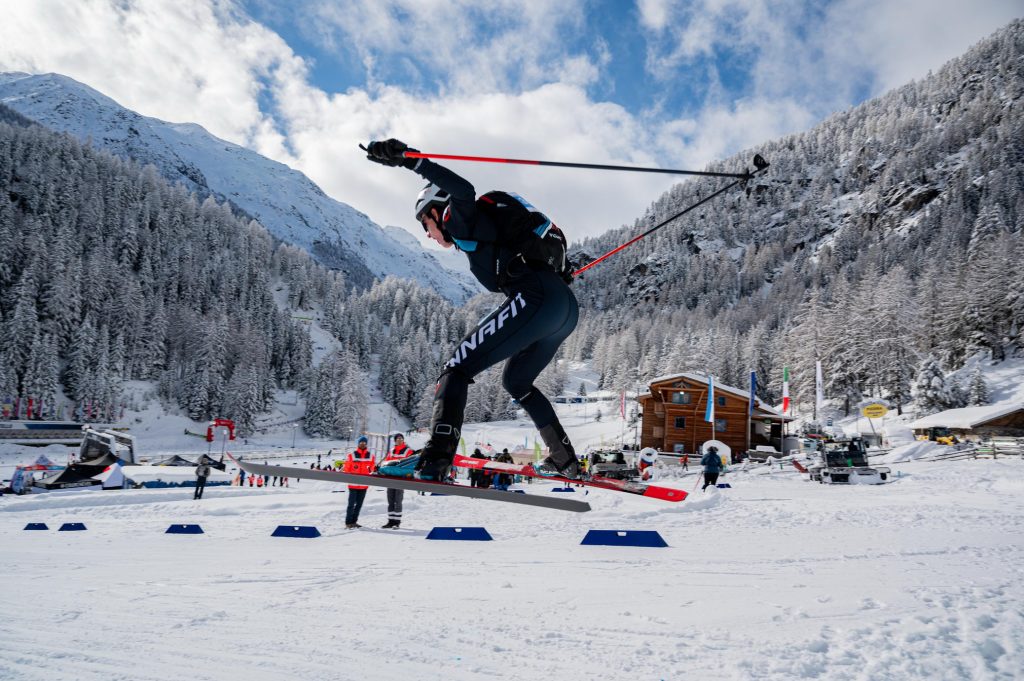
[2,1,1021,243]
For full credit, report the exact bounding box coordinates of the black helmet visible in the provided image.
[708,445,718,453]
[415,183,450,226]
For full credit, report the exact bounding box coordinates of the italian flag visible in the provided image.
[782,367,791,414]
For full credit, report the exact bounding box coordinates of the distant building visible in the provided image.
[908,404,1024,440]
[638,373,791,457]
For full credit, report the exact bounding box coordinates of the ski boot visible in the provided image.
[378,444,456,482]
[414,444,454,481]
[534,423,581,479]
[406,425,459,481]
[381,519,401,529]
[376,455,419,478]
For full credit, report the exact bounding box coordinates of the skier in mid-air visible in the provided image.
[364,138,580,481]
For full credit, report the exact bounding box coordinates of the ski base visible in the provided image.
[230,457,591,513]
[453,454,687,502]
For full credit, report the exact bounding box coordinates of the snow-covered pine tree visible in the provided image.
[913,356,952,414]
[967,366,990,406]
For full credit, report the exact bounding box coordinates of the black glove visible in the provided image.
[365,138,418,168]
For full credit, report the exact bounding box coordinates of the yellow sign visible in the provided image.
[861,403,888,418]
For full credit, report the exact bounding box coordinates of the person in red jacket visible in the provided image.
[343,436,375,528]
[379,433,415,528]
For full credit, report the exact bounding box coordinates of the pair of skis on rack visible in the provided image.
[231,453,686,513]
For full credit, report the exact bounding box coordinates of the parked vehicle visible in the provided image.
[916,427,957,445]
[587,450,639,480]
[806,437,890,484]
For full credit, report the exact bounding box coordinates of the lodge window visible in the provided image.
[671,392,691,404]
[717,396,726,407]
[674,416,686,429]
[672,443,685,453]
[715,418,727,432]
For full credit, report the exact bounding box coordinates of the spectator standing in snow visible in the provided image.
[343,436,375,528]
[194,462,211,500]
[701,446,724,491]
[469,448,487,488]
[494,448,514,491]
[380,433,415,528]
[681,453,689,471]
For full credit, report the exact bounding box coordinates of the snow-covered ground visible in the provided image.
[3,356,1023,680]
[3,450,1022,680]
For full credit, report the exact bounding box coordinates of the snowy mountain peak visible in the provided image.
[0,72,478,302]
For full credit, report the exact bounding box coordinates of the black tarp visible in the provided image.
[152,455,196,467]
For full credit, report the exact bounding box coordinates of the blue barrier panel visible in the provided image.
[551,487,575,493]
[58,523,87,532]
[426,527,493,541]
[271,525,321,538]
[166,524,204,534]
[430,493,449,496]
[24,523,49,531]
[580,530,668,548]
[717,483,732,488]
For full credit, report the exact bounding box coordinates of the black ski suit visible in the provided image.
[411,158,579,453]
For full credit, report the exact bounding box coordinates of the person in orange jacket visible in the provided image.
[343,436,376,528]
[380,433,415,528]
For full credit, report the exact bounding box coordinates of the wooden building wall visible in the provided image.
[639,377,757,456]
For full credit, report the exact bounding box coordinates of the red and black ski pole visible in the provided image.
[403,150,757,180]
[572,154,769,276]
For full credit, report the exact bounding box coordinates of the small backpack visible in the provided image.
[476,191,573,285]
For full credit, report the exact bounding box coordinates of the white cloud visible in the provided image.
[301,0,595,95]
[636,0,1023,116]
[1,0,301,160]
[637,0,672,31]
[816,0,1024,94]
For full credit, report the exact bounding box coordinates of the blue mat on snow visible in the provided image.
[426,526,493,541]
[580,530,668,547]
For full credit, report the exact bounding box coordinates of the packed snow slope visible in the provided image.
[0,72,477,301]
[3,454,1021,681]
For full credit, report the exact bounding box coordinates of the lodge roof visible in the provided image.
[907,403,1024,429]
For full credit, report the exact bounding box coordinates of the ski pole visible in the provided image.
[402,151,755,180]
[572,154,769,277]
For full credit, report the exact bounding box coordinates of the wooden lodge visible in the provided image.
[638,373,790,459]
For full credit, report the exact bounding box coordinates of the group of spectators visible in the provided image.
[468,448,521,490]
[234,468,289,489]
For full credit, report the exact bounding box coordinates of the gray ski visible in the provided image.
[233,458,591,513]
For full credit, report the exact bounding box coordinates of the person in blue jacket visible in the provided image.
[364,138,580,482]
[701,446,725,491]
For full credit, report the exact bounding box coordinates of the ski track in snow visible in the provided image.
[2,459,1023,680]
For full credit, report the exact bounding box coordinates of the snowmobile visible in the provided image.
[806,437,890,484]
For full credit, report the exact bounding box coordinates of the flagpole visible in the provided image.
[746,371,754,456]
